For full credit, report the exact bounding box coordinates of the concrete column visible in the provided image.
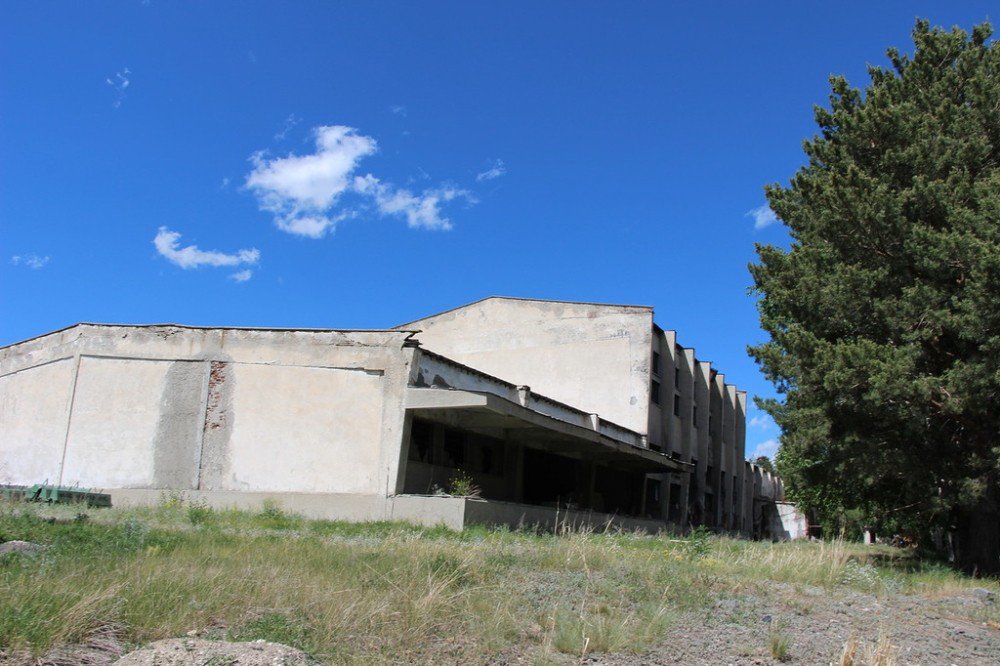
[392,412,413,495]
[709,372,725,528]
[724,385,737,530]
[734,391,748,533]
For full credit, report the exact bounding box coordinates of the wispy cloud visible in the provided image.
[273,114,301,141]
[749,414,775,430]
[106,68,130,108]
[746,204,777,230]
[751,438,779,460]
[10,254,50,269]
[476,159,506,182]
[354,175,473,230]
[245,124,474,238]
[390,105,407,117]
[154,227,260,272]
[220,177,230,189]
[229,269,253,283]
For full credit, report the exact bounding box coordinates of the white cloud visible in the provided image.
[154,227,260,270]
[229,269,253,283]
[246,124,474,238]
[354,175,473,231]
[749,414,775,430]
[273,114,301,141]
[220,177,230,189]
[245,125,376,237]
[751,438,780,460]
[391,105,407,117]
[106,68,130,108]
[10,254,49,269]
[476,159,506,182]
[746,204,778,230]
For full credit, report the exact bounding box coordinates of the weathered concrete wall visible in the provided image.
[0,324,417,497]
[775,502,809,540]
[399,297,654,434]
[0,358,76,484]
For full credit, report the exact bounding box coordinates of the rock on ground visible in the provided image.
[113,639,311,665]
[0,540,43,555]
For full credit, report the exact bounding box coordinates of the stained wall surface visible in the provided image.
[399,297,655,434]
[0,325,416,497]
[0,358,76,484]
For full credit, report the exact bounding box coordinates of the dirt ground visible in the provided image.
[495,585,999,665]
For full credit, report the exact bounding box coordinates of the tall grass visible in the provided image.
[1,500,995,663]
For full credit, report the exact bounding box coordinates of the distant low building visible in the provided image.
[0,297,794,536]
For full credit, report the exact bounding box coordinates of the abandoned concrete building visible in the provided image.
[0,297,799,537]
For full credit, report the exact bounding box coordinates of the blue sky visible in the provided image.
[2,2,994,460]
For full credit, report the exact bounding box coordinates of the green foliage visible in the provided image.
[228,612,311,651]
[679,525,713,560]
[186,500,213,526]
[753,456,775,474]
[447,470,482,498]
[749,19,1000,573]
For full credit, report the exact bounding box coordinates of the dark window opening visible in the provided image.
[651,380,661,405]
[674,367,680,387]
[652,351,661,376]
[478,438,505,476]
[645,479,663,519]
[667,482,682,522]
[443,429,466,467]
[408,418,434,463]
[673,393,681,417]
[693,404,698,426]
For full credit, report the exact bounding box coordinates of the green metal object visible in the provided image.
[0,483,111,507]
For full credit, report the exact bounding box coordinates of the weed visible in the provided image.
[186,500,213,526]
[676,525,713,560]
[768,621,791,662]
[228,611,310,651]
[447,470,482,498]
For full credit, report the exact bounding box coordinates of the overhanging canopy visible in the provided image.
[405,387,690,472]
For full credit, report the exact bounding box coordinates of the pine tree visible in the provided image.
[749,20,999,574]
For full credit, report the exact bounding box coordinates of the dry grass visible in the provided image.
[839,629,899,666]
[0,499,995,664]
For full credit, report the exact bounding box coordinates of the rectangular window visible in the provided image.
[673,393,681,417]
[651,380,661,405]
[674,367,680,387]
[652,351,661,376]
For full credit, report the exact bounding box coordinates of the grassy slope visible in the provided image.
[1,499,996,664]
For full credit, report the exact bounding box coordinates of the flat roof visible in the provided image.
[395,295,654,328]
[1,322,419,352]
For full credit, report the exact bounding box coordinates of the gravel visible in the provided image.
[113,638,312,665]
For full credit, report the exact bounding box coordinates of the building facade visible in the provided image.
[0,297,794,536]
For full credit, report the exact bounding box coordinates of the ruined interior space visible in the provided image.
[402,417,654,518]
